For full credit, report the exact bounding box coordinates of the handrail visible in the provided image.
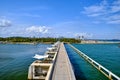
[68,44,120,80]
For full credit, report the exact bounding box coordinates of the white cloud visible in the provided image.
[107,20,120,24]
[111,0,120,13]
[111,6,120,13]
[108,14,120,20]
[67,32,72,34]
[82,0,107,17]
[83,6,105,17]
[26,26,50,34]
[0,18,12,27]
[104,14,120,24]
[0,25,51,37]
[82,0,120,24]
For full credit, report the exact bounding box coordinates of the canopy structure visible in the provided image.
[51,45,56,47]
[47,47,55,51]
[33,54,49,60]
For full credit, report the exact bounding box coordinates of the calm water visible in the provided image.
[0,43,120,80]
[65,44,108,80]
[0,43,50,80]
[65,43,120,80]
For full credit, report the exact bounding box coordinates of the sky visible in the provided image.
[0,0,120,39]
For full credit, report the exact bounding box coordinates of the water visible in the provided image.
[65,43,120,80]
[65,44,108,80]
[72,43,120,77]
[0,43,120,80]
[0,43,50,80]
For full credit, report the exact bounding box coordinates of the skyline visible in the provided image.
[0,0,120,39]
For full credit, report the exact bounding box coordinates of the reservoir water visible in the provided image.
[0,43,120,80]
[65,43,120,80]
[0,43,50,80]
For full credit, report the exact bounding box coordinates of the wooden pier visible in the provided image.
[52,43,76,80]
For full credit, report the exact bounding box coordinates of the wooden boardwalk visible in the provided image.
[52,43,76,80]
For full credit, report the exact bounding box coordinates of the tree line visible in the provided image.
[0,37,81,43]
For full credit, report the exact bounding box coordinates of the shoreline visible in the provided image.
[79,40,120,44]
[0,41,120,44]
[0,41,54,44]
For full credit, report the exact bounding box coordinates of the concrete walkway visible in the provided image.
[52,43,76,80]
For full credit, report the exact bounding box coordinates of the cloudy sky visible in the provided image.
[0,0,120,39]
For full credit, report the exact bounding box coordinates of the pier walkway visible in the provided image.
[52,43,76,80]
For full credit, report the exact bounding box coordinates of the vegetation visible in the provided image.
[0,37,81,43]
[59,38,81,43]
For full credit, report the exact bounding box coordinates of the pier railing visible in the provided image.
[68,44,120,80]
[45,42,61,80]
[49,42,60,80]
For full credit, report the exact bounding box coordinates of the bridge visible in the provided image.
[52,42,76,80]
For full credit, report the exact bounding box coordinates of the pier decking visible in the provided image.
[52,43,76,80]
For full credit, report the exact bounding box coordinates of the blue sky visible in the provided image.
[0,0,120,39]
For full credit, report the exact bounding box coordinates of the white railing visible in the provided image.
[68,44,120,80]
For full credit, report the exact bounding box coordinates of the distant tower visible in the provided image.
[78,36,81,40]
[81,35,84,40]
[78,35,84,40]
